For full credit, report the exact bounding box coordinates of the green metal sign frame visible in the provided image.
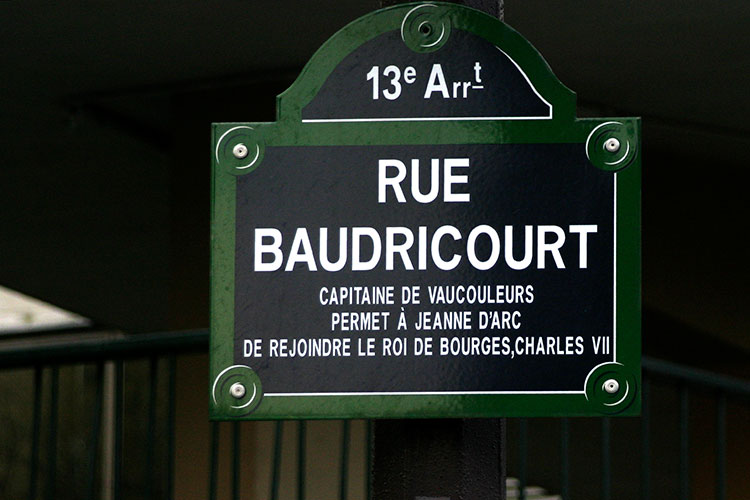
[210,2,640,420]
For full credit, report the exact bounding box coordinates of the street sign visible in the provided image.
[210,2,640,419]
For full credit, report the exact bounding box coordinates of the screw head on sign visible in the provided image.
[604,138,621,153]
[229,382,246,399]
[603,379,620,394]
[232,143,249,159]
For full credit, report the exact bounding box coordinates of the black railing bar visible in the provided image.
[45,365,59,500]
[0,322,100,341]
[232,421,241,500]
[602,418,611,500]
[29,366,43,500]
[498,418,506,500]
[166,355,176,500]
[340,420,350,500]
[0,329,209,368]
[145,357,158,500]
[101,362,116,500]
[208,422,219,500]
[716,393,726,500]
[298,420,306,500]
[560,418,569,500]
[641,377,650,500]
[643,357,750,396]
[679,385,689,500]
[366,420,373,500]
[519,418,528,500]
[86,362,104,500]
[270,421,284,500]
[113,361,124,500]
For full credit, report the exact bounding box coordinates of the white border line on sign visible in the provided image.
[613,173,618,362]
[495,46,553,118]
[266,391,584,397]
[302,116,551,123]
[301,48,553,123]
[260,133,618,399]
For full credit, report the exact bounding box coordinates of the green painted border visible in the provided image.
[210,128,236,416]
[210,2,641,420]
[276,3,575,123]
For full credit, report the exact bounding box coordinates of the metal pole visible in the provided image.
[101,361,116,500]
[372,2,506,498]
[381,0,504,18]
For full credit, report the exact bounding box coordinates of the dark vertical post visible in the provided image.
[270,421,284,500]
[145,357,158,500]
[679,386,689,500]
[87,363,105,500]
[372,1,506,499]
[715,394,726,500]
[298,421,307,500]
[208,422,219,500]
[45,366,59,500]
[560,418,569,500]
[232,421,241,500]
[113,361,123,500]
[166,355,176,500]
[518,419,527,500]
[366,420,373,500]
[340,420,351,500]
[601,418,611,500]
[372,418,505,499]
[381,0,504,18]
[641,378,650,500]
[29,366,43,500]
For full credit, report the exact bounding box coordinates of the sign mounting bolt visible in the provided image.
[604,138,621,153]
[229,382,246,399]
[233,143,249,159]
[603,379,620,394]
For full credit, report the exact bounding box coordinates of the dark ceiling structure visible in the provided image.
[1,2,748,359]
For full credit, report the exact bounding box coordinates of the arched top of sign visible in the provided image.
[277,2,576,123]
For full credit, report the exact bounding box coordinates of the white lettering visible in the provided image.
[537,225,566,269]
[423,64,449,99]
[254,228,283,271]
[378,159,407,203]
[431,225,462,270]
[569,224,598,269]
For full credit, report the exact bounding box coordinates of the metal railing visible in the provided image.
[0,329,748,500]
[508,358,750,500]
[0,330,206,500]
